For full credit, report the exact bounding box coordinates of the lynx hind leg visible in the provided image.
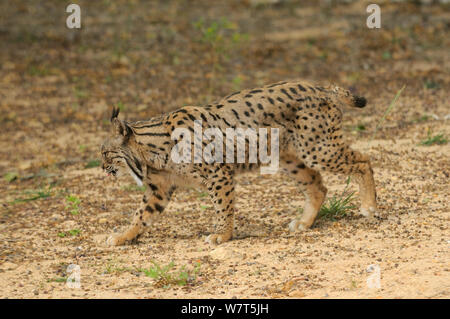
[318,145,377,217]
[339,148,377,217]
[282,157,327,232]
[106,178,175,246]
[204,166,235,245]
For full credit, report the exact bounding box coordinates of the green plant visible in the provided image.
[420,131,447,146]
[28,65,51,77]
[140,260,201,287]
[193,18,248,90]
[318,177,357,220]
[104,260,132,274]
[73,86,88,99]
[413,114,431,123]
[354,123,366,132]
[423,79,439,90]
[197,191,208,198]
[232,75,243,91]
[57,229,81,237]
[66,195,81,215]
[48,277,67,283]
[68,229,81,236]
[10,186,52,204]
[85,159,100,168]
[117,101,125,111]
[4,172,18,183]
[78,145,87,152]
[382,51,391,60]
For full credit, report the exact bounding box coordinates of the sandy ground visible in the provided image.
[0,0,449,298]
[1,121,449,299]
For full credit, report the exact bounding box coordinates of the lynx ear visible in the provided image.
[110,107,131,137]
[111,107,120,122]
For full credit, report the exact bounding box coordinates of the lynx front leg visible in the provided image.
[106,180,175,246]
[204,168,235,245]
[282,158,328,232]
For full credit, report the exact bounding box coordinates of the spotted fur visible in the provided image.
[101,80,377,246]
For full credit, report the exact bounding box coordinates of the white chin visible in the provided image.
[128,168,143,186]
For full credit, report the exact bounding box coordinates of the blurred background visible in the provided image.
[0,0,448,177]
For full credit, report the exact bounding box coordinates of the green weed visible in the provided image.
[318,177,357,220]
[139,260,201,287]
[4,172,18,183]
[85,159,101,168]
[66,195,81,215]
[10,186,52,204]
[420,132,447,146]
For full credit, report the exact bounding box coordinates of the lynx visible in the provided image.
[101,80,377,246]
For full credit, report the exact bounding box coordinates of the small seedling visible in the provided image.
[193,18,249,91]
[85,159,100,168]
[4,172,18,183]
[68,229,81,236]
[413,114,430,123]
[140,260,201,287]
[232,75,243,91]
[423,80,439,90]
[11,186,52,204]
[28,65,51,77]
[66,195,81,215]
[382,51,391,60]
[48,277,67,283]
[354,124,366,132]
[117,101,125,111]
[318,177,357,220]
[58,229,81,238]
[104,261,132,274]
[73,86,88,99]
[197,191,208,198]
[420,131,447,146]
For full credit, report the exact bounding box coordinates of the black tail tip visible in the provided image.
[353,96,367,108]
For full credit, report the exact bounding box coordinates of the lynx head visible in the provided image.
[101,107,143,185]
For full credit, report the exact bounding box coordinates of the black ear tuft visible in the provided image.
[111,107,120,122]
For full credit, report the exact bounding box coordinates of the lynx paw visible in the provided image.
[360,206,377,217]
[106,234,124,246]
[205,233,232,245]
[288,219,310,232]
